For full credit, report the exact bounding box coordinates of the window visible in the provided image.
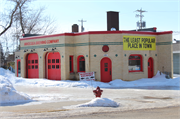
[35,60,38,64]
[70,56,74,73]
[52,65,55,69]
[56,65,59,69]
[48,59,51,63]
[77,55,85,72]
[35,65,38,69]
[18,61,21,70]
[52,59,55,63]
[128,54,143,72]
[48,65,51,69]
[56,59,59,63]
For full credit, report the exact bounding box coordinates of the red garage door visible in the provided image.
[47,52,61,80]
[27,53,39,78]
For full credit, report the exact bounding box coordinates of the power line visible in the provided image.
[148,11,180,12]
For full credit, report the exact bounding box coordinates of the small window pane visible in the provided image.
[35,65,38,69]
[134,56,140,59]
[70,60,72,72]
[56,59,59,63]
[52,65,55,69]
[32,60,34,64]
[79,57,85,61]
[105,68,108,72]
[48,65,51,69]
[32,65,34,69]
[18,61,21,70]
[52,59,55,63]
[70,56,74,72]
[48,59,51,63]
[35,60,38,64]
[28,60,31,64]
[79,61,85,71]
[104,63,108,67]
[56,65,59,69]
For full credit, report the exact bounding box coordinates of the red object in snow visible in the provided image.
[93,86,103,98]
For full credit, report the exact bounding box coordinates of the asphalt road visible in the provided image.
[63,106,180,119]
[1,106,179,119]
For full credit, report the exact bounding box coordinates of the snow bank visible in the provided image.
[0,68,179,89]
[76,98,119,107]
[0,74,32,105]
[109,71,180,88]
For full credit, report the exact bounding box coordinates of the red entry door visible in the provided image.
[101,57,112,82]
[27,53,39,78]
[148,57,154,78]
[47,52,61,80]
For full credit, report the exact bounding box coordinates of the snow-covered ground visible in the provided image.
[73,98,119,107]
[0,68,180,108]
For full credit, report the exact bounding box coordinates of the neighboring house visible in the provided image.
[173,41,180,74]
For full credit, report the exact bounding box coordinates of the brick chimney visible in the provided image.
[107,11,119,31]
[72,24,79,32]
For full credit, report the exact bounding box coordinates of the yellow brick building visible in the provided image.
[15,30,173,82]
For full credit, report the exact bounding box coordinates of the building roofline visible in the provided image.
[20,30,173,41]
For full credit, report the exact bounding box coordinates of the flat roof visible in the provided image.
[20,30,173,41]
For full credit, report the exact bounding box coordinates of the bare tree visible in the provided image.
[14,0,56,35]
[0,0,19,36]
[16,6,57,34]
[0,0,56,36]
[0,0,57,56]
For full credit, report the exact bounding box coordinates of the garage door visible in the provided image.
[47,52,61,80]
[27,53,39,78]
[173,53,180,74]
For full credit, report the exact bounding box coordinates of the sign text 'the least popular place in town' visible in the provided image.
[123,36,156,50]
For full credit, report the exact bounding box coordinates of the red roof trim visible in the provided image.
[20,31,173,41]
[20,33,74,40]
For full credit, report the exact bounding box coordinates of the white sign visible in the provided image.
[104,54,108,57]
[79,72,95,81]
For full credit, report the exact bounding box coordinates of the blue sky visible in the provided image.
[33,0,180,40]
[0,0,180,53]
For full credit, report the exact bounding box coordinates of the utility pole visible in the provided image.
[78,19,86,32]
[135,8,147,29]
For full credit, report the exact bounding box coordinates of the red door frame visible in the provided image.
[46,52,61,80]
[148,57,154,78]
[26,53,39,78]
[17,59,21,77]
[100,57,112,82]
